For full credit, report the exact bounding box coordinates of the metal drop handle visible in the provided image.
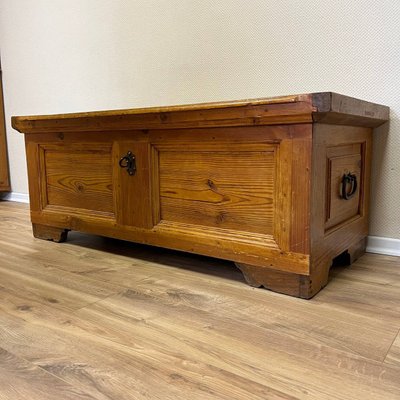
[341,173,358,200]
[119,151,136,175]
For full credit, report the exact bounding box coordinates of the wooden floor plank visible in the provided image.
[76,289,400,399]
[385,331,400,367]
[0,257,123,312]
[313,264,400,323]
[0,347,97,400]
[20,225,398,364]
[69,255,399,363]
[2,281,399,400]
[339,254,400,287]
[0,288,292,400]
[0,201,400,400]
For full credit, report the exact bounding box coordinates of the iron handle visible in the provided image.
[341,173,358,200]
[119,151,136,175]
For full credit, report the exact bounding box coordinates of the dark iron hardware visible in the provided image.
[341,173,357,200]
[119,151,136,175]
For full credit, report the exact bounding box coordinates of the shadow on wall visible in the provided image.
[369,116,390,234]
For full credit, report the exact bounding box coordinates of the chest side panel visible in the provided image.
[325,143,364,231]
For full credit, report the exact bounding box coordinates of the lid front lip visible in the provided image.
[11,92,389,133]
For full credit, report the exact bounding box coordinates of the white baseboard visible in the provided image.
[367,236,400,257]
[0,192,30,203]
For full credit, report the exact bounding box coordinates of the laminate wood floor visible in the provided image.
[0,200,399,400]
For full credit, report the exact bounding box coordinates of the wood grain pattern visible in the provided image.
[32,223,69,242]
[14,94,389,298]
[158,144,276,234]
[325,143,362,230]
[0,202,400,400]
[312,92,390,127]
[42,144,114,214]
[235,262,308,297]
[310,124,372,280]
[288,124,312,254]
[11,93,389,134]
[385,332,400,367]
[12,101,313,133]
[12,95,313,133]
[29,208,309,274]
[23,124,311,276]
[0,347,98,400]
[0,255,121,313]
[114,141,154,228]
[0,68,10,191]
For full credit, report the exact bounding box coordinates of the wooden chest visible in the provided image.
[12,93,389,298]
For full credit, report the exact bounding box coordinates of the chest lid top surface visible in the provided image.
[12,92,389,134]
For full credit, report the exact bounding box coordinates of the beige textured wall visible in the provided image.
[0,0,399,239]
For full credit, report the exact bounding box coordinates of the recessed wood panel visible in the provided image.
[157,144,276,235]
[325,143,363,231]
[42,145,113,214]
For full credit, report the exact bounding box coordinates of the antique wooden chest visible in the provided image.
[12,93,389,298]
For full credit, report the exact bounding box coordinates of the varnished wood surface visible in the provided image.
[0,201,399,400]
[14,94,389,298]
[42,144,114,214]
[158,143,276,234]
[114,141,154,228]
[11,92,389,133]
[324,143,362,230]
[312,92,390,127]
[14,94,307,120]
[24,125,311,278]
[310,124,372,284]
